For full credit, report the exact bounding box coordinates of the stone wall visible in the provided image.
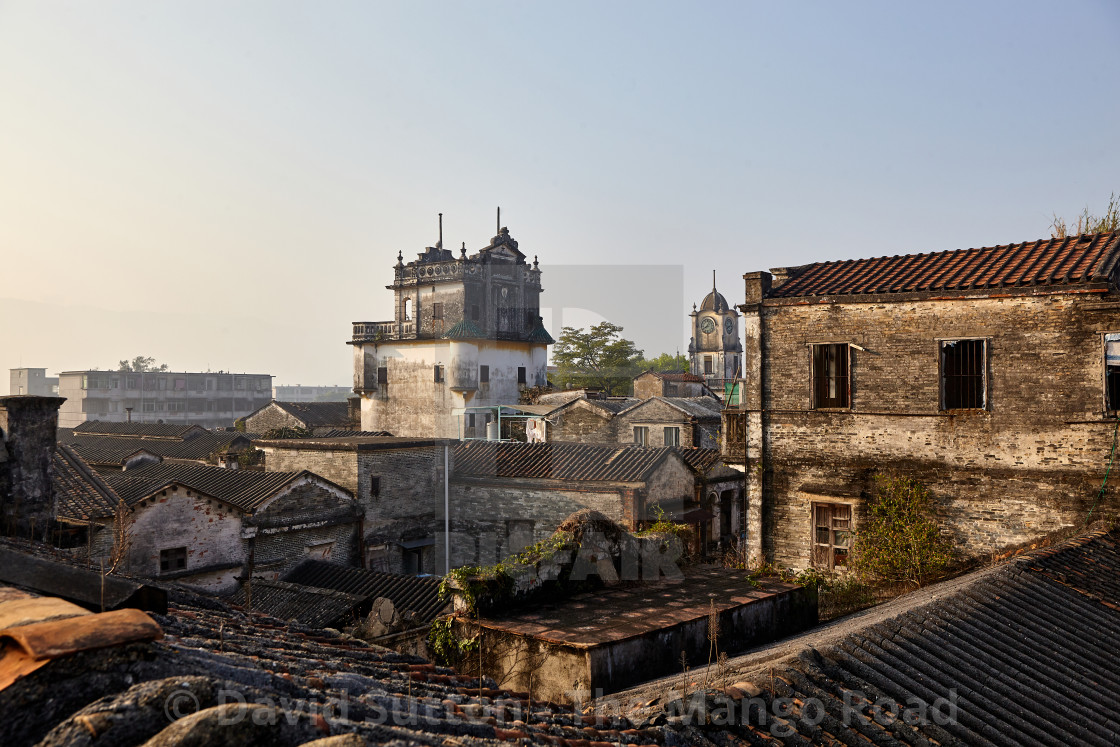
[546,402,614,443]
[127,486,245,580]
[243,405,306,434]
[250,479,359,577]
[359,446,443,574]
[448,480,628,567]
[740,287,1120,568]
[613,399,707,449]
[261,446,358,493]
[0,396,64,538]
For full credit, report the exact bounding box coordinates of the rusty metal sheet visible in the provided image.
[0,607,162,661]
[0,597,90,630]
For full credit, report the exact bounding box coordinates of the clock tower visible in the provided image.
[688,272,742,389]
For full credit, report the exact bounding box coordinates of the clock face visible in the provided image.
[724,318,734,335]
[700,317,716,334]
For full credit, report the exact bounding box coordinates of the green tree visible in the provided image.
[551,322,643,396]
[849,473,953,588]
[638,352,690,373]
[1051,192,1120,238]
[117,356,169,372]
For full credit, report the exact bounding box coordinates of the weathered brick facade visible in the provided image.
[548,396,721,449]
[124,475,359,593]
[259,437,447,575]
[724,232,1120,569]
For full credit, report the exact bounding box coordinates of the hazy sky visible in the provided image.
[3,1,1119,391]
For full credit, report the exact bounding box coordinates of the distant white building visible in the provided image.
[9,368,59,396]
[273,384,351,402]
[56,369,273,429]
[350,222,551,438]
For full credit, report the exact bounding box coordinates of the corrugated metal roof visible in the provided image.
[282,559,448,623]
[315,429,395,438]
[770,231,1120,298]
[452,440,674,483]
[103,463,325,513]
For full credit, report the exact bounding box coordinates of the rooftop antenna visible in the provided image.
[713,270,717,292]
[438,213,443,248]
[497,206,501,234]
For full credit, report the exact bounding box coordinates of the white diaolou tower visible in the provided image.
[350,215,552,438]
[688,272,742,388]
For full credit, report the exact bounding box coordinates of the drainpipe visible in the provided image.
[444,443,450,574]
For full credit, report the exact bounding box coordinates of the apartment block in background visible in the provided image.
[57,370,273,429]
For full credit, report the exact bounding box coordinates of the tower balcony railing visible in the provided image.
[352,321,415,341]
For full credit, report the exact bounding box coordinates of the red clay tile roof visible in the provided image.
[769,231,1120,298]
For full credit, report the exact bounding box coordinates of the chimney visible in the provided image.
[0,395,65,539]
[125,407,133,423]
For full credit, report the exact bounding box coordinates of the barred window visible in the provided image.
[940,339,986,409]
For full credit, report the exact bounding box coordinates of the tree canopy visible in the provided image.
[638,352,690,374]
[551,322,643,396]
[1051,192,1120,238]
[117,356,169,372]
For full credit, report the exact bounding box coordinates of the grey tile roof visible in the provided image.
[103,462,337,513]
[452,440,675,483]
[227,579,366,628]
[52,445,121,521]
[672,448,726,473]
[283,559,449,623]
[72,421,208,439]
[0,542,663,747]
[64,432,253,465]
[586,397,640,414]
[60,436,163,467]
[637,527,1120,746]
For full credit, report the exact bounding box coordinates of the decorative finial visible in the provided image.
[397,250,403,265]
[533,255,539,269]
[461,241,467,257]
[713,269,717,292]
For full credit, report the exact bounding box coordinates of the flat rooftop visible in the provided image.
[476,565,801,648]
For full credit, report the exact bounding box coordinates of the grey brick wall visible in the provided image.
[742,290,1120,568]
